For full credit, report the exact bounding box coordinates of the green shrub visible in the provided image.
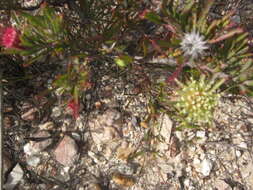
[1,0,253,124]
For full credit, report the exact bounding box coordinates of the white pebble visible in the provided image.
[51,107,61,117]
[184,178,195,190]
[26,156,40,167]
[193,157,201,165]
[175,131,183,141]
[187,132,195,140]
[238,142,247,149]
[200,158,213,176]
[4,164,24,189]
[24,143,38,156]
[196,131,206,138]
[235,150,242,157]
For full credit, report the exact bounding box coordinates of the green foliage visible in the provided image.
[19,6,68,64]
[143,0,253,97]
[154,0,253,127]
[53,57,90,100]
[2,0,253,127]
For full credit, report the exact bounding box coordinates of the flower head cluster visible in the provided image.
[174,75,223,126]
[180,31,208,59]
[0,27,21,49]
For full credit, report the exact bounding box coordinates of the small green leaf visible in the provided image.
[54,74,69,87]
[181,0,195,15]
[21,36,35,47]
[115,58,126,67]
[235,33,248,43]
[104,22,121,39]
[145,12,163,24]
[209,28,244,44]
[44,7,59,35]
[0,48,22,55]
[157,40,173,48]
[21,12,45,28]
[198,0,214,32]
[206,19,219,35]
[114,55,133,68]
[142,40,148,57]
[161,0,169,16]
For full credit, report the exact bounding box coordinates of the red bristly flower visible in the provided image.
[1,27,21,49]
[67,99,80,119]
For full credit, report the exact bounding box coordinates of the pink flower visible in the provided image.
[67,99,80,119]
[1,27,21,48]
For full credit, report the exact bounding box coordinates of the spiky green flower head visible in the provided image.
[174,75,224,127]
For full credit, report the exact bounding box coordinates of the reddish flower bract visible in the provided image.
[67,99,80,119]
[1,27,21,48]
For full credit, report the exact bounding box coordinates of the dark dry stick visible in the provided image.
[0,70,3,189]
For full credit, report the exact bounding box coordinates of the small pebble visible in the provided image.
[51,107,62,118]
[53,136,78,166]
[4,164,24,190]
[200,158,213,177]
[196,131,206,138]
[235,150,242,157]
[238,142,247,149]
[26,156,40,167]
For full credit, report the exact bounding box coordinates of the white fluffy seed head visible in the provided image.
[180,31,208,59]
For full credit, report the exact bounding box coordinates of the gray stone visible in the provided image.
[22,0,43,8]
[21,108,37,121]
[3,151,12,176]
[4,164,24,190]
[23,131,52,155]
[54,135,79,166]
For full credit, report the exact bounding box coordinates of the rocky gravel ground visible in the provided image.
[1,0,253,190]
[2,61,253,189]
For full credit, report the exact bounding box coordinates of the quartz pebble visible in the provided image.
[159,114,173,144]
[23,131,52,156]
[51,106,62,118]
[4,164,24,190]
[235,150,242,157]
[184,178,195,190]
[22,0,43,8]
[154,114,173,151]
[39,122,54,130]
[238,142,247,149]
[196,131,206,138]
[196,131,207,143]
[174,131,183,141]
[200,158,213,177]
[26,156,40,167]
